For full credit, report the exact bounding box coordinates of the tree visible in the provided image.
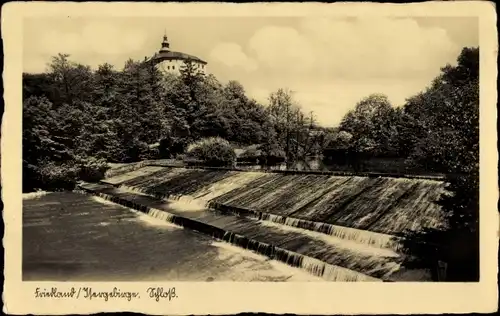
[401,47,479,281]
[23,96,71,165]
[22,52,332,189]
[221,81,267,145]
[267,89,298,167]
[263,88,328,168]
[339,93,395,156]
[22,96,109,191]
[404,48,479,174]
[23,73,56,101]
[47,53,95,107]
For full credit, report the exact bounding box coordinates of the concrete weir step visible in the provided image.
[77,182,430,282]
[206,201,404,252]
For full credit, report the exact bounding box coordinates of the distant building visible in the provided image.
[149,32,207,76]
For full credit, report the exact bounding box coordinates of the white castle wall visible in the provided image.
[156,59,207,76]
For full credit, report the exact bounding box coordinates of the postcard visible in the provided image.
[2,1,498,314]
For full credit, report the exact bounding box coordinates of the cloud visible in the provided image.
[81,22,148,55]
[209,43,258,72]
[247,87,271,104]
[244,17,460,80]
[33,21,148,58]
[23,21,151,72]
[248,26,315,73]
[238,17,464,126]
[38,30,84,56]
[23,54,52,74]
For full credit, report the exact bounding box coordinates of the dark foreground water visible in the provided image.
[23,192,321,281]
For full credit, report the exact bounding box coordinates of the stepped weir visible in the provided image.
[78,164,448,281]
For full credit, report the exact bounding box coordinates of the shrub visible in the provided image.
[77,156,110,182]
[327,131,353,151]
[238,146,262,164]
[159,136,187,159]
[139,146,160,160]
[123,140,150,163]
[23,156,111,192]
[259,144,286,166]
[37,161,80,191]
[185,137,236,167]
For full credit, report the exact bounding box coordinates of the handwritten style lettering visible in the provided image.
[34,287,77,298]
[146,287,178,302]
[33,287,180,302]
[81,287,140,301]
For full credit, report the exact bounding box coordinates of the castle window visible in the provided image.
[167,66,170,70]
[173,66,175,70]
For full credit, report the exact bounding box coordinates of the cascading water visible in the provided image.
[103,165,165,185]
[79,184,384,281]
[259,213,403,251]
[220,231,381,282]
[93,165,446,281]
[102,166,446,240]
[111,180,403,251]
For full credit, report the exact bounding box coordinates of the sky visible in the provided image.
[23,16,478,127]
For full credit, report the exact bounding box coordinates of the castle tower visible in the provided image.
[150,32,207,76]
[160,30,170,53]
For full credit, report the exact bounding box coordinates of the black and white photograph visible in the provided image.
[2,1,498,314]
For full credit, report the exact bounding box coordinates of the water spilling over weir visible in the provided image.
[80,164,449,281]
[103,166,447,234]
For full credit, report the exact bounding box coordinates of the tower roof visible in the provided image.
[160,30,170,52]
[150,32,207,65]
[152,51,207,64]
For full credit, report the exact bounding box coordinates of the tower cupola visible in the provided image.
[150,30,207,76]
[160,30,170,52]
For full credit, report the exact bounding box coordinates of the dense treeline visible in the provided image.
[324,47,479,177]
[23,53,325,191]
[24,47,477,183]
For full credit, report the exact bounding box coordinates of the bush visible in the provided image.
[185,137,236,167]
[238,146,262,164]
[37,162,80,191]
[259,144,286,166]
[159,136,187,159]
[139,147,160,160]
[22,157,110,192]
[77,157,110,182]
[175,153,186,160]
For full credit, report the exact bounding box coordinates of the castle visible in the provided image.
[149,32,207,76]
